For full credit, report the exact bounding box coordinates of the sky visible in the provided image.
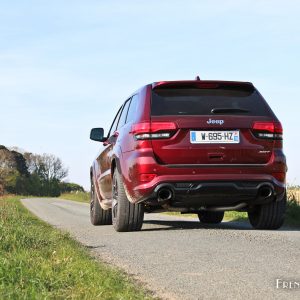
[0,0,299,189]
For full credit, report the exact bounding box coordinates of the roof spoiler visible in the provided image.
[152,80,254,90]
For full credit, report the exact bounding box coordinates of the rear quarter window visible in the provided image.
[126,94,139,123]
[151,87,272,116]
[117,99,131,128]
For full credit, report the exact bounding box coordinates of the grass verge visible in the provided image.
[163,211,247,222]
[0,195,153,299]
[286,192,300,227]
[59,192,89,203]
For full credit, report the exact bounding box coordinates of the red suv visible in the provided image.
[90,78,287,232]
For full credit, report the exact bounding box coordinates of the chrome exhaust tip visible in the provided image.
[259,186,273,199]
[157,188,173,205]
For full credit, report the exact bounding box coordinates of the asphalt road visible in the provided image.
[22,198,300,300]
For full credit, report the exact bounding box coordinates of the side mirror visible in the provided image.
[90,128,105,142]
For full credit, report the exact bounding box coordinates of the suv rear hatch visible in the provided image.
[150,81,280,165]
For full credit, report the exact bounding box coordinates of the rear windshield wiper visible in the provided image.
[211,108,249,114]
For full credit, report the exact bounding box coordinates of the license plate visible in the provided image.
[190,130,240,144]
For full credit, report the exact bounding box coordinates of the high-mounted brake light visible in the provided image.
[252,121,283,140]
[131,122,177,140]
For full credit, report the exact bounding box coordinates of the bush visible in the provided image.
[59,182,85,193]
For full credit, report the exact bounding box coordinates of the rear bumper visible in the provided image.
[144,180,285,208]
[121,148,286,208]
[154,181,285,207]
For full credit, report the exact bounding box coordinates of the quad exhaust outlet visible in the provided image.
[258,185,273,199]
[157,187,173,206]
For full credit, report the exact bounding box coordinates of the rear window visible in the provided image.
[151,87,271,116]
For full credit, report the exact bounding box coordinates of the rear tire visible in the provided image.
[198,211,224,224]
[248,194,286,230]
[90,178,112,225]
[112,168,144,232]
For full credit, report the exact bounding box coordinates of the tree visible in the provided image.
[25,153,68,181]
[24,153,68,196]
[11,150,29,176]
[0,145,16,175]
[1,146,69,196]
[0,145,19,195]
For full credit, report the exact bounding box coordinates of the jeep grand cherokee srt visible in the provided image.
[90,78,286,232]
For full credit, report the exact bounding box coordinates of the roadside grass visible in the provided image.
[59,192,89,203]
[163,211,247,222]
[286,191,300,227]
[224,211,248,222]
[0,196,153,300]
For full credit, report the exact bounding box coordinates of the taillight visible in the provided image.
[252,121,283,140]
[131,122,177,140]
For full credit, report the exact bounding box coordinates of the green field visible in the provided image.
[0,196,153,300]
